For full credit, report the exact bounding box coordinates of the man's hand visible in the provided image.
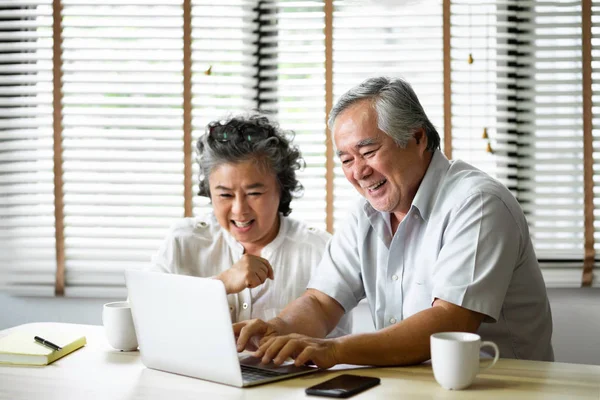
[216,255,274,294]
[254,334,340,369]
[233,318,282,352]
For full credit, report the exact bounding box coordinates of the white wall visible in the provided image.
[1,289,599,365]
[548,288,600,366]
[0,292,118,329]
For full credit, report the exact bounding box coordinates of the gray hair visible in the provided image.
[328,76,440,152]
[196,114,304,217]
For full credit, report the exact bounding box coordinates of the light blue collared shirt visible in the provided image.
[309,150,554,361]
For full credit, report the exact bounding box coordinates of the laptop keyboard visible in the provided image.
[241,364,286,382]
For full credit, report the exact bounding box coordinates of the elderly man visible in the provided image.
[234,76,554,368]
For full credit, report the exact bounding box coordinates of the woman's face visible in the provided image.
[209,159,281,254]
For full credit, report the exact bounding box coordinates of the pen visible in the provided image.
[34,336,62,351]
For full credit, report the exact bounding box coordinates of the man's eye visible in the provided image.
[248,192,263,196]
[219,193,233,198]
[341,159,352,165]
[362,150,375,157]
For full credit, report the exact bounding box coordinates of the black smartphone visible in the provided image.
[305,374,381,398]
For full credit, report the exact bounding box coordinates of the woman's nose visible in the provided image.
[232,196,249,214]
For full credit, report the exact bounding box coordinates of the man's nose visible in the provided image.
[353,159,371,181]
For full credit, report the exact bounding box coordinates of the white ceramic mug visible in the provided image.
[430,332,499,390]
[102,301,138,351]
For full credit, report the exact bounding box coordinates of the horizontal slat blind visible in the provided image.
[516,0,586,286]
[450,1,505,178]
[494,2,524,193]
[0,1,56,296]
[258,0,327,230]
[3,0,598,296]
[454,1,594,287]
[331,0,444,231]
[59,1,185,297]
[591,0,600,285]
[190,0,258,216]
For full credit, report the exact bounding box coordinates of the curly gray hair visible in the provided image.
[196,114,305,217]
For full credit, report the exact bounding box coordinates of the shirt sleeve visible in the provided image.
[431,191,521,322]
[149,226,180,274]
[308,209,365,313]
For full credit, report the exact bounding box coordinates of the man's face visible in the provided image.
[333,100,430,215]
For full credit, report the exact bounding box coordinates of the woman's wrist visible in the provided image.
[213,270,232,294]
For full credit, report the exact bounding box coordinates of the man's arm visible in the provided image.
[332,299,484,366]
[234,288,344,350]
[276,289,345,337]
[254,298,484,368]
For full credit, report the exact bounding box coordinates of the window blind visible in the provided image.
[3,0,598,296]
[590,0,600,285]
[331,0,444,231]
[504,0,587,287]
[456,0,596,287]
[257,0,328,230]
[0,1,56,296]
[190,0,258,216]
[59,1,185,297]
[450,0,504,178]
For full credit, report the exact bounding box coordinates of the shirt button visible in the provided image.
[413,214,419,220]
[229,306,234,312]
[389,318,397,324]
[308,227,316,232]
[197,221,208,228]
[242,302,248,310]
[392,274,398,281]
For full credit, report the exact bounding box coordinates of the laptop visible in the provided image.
[125,269,319,387]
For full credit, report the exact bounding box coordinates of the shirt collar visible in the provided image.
[362,205,394,247]
[411,150,450,222]
[218,213,288,257]
[261,215,288,257]
[362,149,450,224]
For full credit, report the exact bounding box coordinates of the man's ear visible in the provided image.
[413,128,426,147]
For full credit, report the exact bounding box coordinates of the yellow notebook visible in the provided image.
[0,331,86,366]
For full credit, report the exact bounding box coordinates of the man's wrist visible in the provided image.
[268,316,290,335]
[330,336,348,365]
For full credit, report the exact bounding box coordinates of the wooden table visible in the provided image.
[1,323,599,399]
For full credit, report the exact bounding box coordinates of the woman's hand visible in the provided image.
[216,254,274,294]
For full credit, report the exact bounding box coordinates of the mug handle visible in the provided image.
[479,341,500,372]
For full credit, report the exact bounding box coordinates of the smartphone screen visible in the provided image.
[305,374,381,398]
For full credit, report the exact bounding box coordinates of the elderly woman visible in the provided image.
[150,114,350,335]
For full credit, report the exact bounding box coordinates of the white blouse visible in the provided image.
[150,212,351,335]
